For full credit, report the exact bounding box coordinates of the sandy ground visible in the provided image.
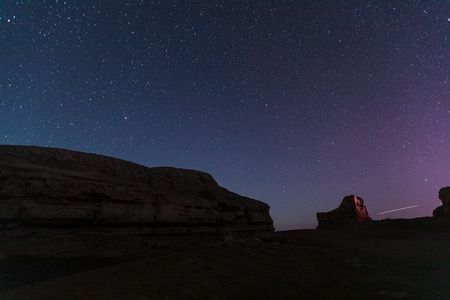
[1,221,449,300]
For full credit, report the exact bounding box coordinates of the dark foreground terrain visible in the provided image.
[1,218,449,300]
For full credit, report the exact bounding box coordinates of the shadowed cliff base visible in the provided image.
[1,218,450,299]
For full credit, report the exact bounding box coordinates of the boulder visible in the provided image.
[0,145,274,256]
[316,195,372,229]
[433,186,450,217]
[438,187,450,205]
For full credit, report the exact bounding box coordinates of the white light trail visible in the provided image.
[377,205,418,215]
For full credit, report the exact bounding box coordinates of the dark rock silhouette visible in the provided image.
[316,195,372,229]
[0,145,274,256]
[433,186,450,217]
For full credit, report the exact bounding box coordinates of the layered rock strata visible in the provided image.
[432,186,450,217]
[0,145,274,256]
[316,195,372,229]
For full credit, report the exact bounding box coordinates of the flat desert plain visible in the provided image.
[0,218,449,300]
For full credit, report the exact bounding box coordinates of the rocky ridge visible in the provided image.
[0,145,274,256]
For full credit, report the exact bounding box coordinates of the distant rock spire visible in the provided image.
[433,187,450,217]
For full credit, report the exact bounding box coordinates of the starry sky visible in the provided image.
[1,1,449,230]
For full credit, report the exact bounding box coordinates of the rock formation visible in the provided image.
[432,187,450,217]
[0,145,274,256]
[316,195,372,229]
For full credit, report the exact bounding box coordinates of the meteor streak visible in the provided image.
[377,205,418,215]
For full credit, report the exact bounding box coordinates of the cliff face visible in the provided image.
[0,145,274,256]
[316,195,372,229]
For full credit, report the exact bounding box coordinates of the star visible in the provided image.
[0,1,448,229]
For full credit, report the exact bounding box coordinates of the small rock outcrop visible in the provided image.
[316,195,372,229]
[0,145,274,256]
[432,187,450,217]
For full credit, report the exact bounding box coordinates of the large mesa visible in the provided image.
[0,145,274,256]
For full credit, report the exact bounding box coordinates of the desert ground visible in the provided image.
[1,218,449,300]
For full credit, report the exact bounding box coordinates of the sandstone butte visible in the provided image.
[316,195,372,229]
[0,145,274,257]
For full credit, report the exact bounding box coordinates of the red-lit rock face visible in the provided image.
[316,195,372,229]
[352,195,372,222]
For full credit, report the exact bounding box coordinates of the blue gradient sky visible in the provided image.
[1,1,449,230]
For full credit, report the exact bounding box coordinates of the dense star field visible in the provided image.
[1,1,449,230]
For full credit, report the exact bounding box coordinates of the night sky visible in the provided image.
[1,1,449,230]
